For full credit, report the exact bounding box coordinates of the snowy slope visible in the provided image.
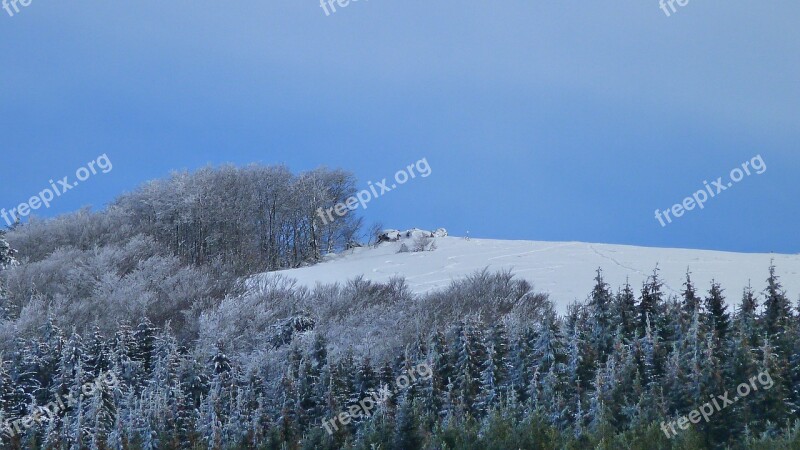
[272,236,800,312]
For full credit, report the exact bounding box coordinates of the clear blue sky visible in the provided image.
[1,1,798,253]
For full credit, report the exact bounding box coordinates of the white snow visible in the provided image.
[271,236,800,312]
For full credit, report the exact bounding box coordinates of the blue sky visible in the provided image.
[1,1,798,253]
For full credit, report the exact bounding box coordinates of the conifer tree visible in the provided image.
[563,319,586,432]
[511,326,538,404]
[736,284,760,347]
[452,320,485,416]
[753,338,789,428]
[663,340,691,414]
[704,281,731,343]
[197,377,223,449]
[427,331,450,417]
[681,270,701,327]
[639,268,664,337]
[533,311,562,375]
[723,291,761,440]
[474,342,498,417]
[0,231,16,321]
[790,295,800,419]
[488,322,512,394]
[588,268,614,365]
[762,264,793,359]
[393,395,422,450]
[0,232,16,270]
[296,358,318,429]
[311,333,328,379]
[377,360,396,411]
[131,320,160,385]
[86,327,111,378]
[615,280,638,345]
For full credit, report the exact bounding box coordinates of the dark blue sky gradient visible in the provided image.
[1,1,798,253]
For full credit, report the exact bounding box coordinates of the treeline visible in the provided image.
[1,266,800,449]
[8,164,362,274]
[0,165,362,340]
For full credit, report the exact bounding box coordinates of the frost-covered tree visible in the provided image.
[614,279,638,344]
[704,281,730,344]
[762,264,793,358]
[0,231,16,321]
[681,270,701,326]
[588,268,614,365]
[0,231,16,270]
[638,267,665,339]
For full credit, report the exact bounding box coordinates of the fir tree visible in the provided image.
[0,232,17,270]
[753,338,790,428]
[393,395,422,450]
[681,270,701,327]
[131,320,160,385]
[588,268,614,366]
[615,279,638,344]
[474,342,498,417]
[427,331,450,418]
[736,283,760,347]
[0,232,16,321]
[639,267,664,338]
[704,281,731,343]
[762,264,793,359]
[451,320,485,416]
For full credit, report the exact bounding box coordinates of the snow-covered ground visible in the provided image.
[273,235,800,312]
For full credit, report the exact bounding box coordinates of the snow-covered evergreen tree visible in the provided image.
[0,232,17,270]
[615,279,638,344]
[704,281,731,343]
[762,264,793,359]
[0,231,17,321]
[588,268,614,365]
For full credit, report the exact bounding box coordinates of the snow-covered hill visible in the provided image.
[273,235,800,312]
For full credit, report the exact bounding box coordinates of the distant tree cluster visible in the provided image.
[9,165,361,274]
[0,165,361,340]
[0,266,799,449]
[113,165,362,272]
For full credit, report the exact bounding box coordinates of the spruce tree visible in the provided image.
[588,268,614,366]
[723,283,761,434]
[393,395,422,450]
[0,231,16,321]
[353,357,376,419]
[704,281,730,344]
[681,270,701,327]
[427,330,449,418]
[762,264,793,359]
[474,342,498,417]
[131,320,160,382]
[615,280,638,343]
[736,283,760,347]
[0,232,16,270]
[639,267,665,338]
[452,320,484,416]
[488,322,512,394]
[754,338,790,428]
